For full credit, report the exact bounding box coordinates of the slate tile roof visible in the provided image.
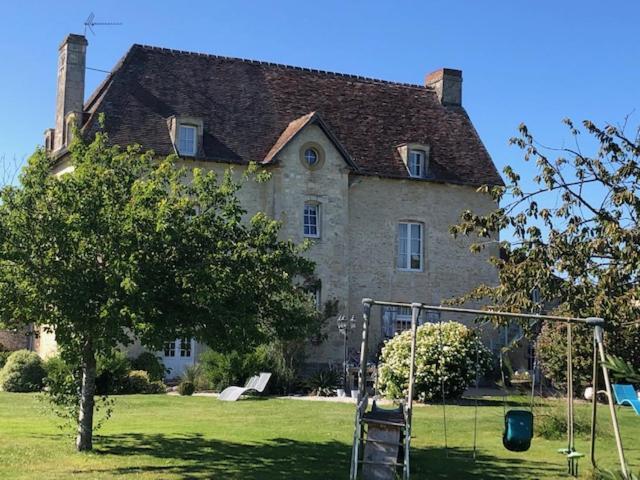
[81,44,503,186]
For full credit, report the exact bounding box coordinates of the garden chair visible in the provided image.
[612,384,640,415]
[218,372,272,401]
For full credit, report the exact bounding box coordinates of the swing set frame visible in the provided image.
[350,298,630,480]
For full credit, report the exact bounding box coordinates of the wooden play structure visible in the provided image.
[349,298,631,480]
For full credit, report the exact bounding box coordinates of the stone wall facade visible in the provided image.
[38,122,501,371]
[0,329,30,351]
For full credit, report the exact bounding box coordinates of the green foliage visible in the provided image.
[200,349,260,392]
[0,126,318,448]
[147,380,167,394]
[603,354,640,384]
[178,380,195,396]
[535,406,593,440]
[181,364,208,391]
[378,322,492,401]
[125,370,150,393]
[254,342,304,395]
[0,350,46,392]
[200,342,306,394]
[305,368,340,396]
[125,370,152,394]
[0,343,9,369]
[450,119,640,388]
[537,323,596,388]
[41,353,113,430]
[95,351,131,395]
[0,351,10,370]
[131,352,166,382]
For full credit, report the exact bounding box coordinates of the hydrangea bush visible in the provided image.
[378,321,492,402]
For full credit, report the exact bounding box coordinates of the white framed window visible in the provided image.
[408,150,425,178]
[382,306,428,338]
[180,338,192,358]
[397,222,423,271]
[164,340,176,357]
[313,285,321,310]
[178,124,197,156]
[303,203,320,238]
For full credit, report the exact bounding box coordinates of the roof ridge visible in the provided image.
[132,43,430,90]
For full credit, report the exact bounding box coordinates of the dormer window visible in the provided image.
[397,143,430,179]
[178,125,197,156]
[408,150,425,178]
[167,116,203,158]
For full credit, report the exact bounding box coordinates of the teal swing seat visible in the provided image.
[503,409,534,452]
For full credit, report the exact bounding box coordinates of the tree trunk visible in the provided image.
[76,338,96,451]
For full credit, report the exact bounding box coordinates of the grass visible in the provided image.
[0,393,638,479]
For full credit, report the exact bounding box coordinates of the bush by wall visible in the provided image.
[200,342,304,394]
[178,380,195,396]
[305,368,340,396]
[378,322,492,402]
[131,352,166,382]
[125,370,152,394]
[200,349,268,392]
[0,350,46,392]
[0,351,11,370]
[95,351,131,395]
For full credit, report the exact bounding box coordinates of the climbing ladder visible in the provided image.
[350,300,418,480]
[351,398,409,480]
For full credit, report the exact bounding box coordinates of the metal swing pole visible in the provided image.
[402,303,421,480]
[566,323,578,476]
[591,319,629,479]
[350,299,373,480]
[589,329,599,471]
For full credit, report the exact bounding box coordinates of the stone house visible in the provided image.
[26,33,505,378]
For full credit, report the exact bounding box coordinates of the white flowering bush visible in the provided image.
[378,322,492,402]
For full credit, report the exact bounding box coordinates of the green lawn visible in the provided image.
[0,392,638,479]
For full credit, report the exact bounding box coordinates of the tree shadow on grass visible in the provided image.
[413,447,564,479]
[69,433,565,479]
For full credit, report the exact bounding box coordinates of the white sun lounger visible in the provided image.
[218,372,272,401]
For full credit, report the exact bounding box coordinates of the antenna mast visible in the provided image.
[83,12,123,35]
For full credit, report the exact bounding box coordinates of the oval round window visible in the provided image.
[304,148,319,167]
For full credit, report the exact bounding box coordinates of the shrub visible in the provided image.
[254,342,305,395]
[125,370,152,394]
[178,380,195,396]
[537,323,596,389]
[95,351,131,395]
[182,364,208,391]
[0,349,46,392]
[535,406,595,440]
[147,380,167,394]
[0,351,11,370]
[131,352,166,382]
[378,322,492,402]
[200,343,305,394]
[538,321,640,390]
[305,368,340,396]
[200,350,256,392]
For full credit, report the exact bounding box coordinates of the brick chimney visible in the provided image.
[425,68,462,107]
[53,34,88,151]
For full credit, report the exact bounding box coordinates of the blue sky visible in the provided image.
[1,0,638,188]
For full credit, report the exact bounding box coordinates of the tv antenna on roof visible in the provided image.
[84,12,122,35]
